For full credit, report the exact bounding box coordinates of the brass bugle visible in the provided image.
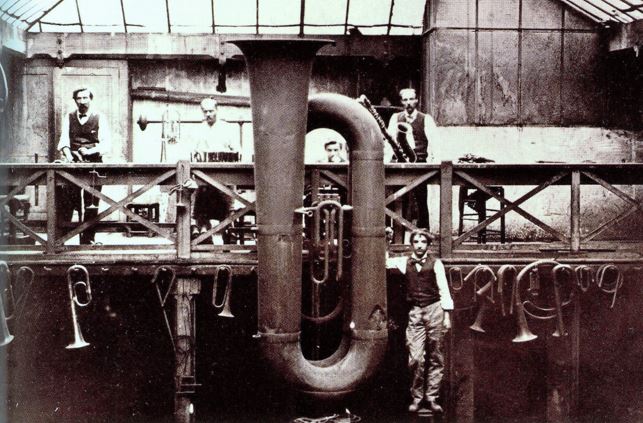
[551,264,573,337]
[0,262,14,347]
[497,265,517,317]
[464,265,496,303]
[575,265,593,293]
[448,266,464,291]
[512,299,538,343]
[469,266,497,333]
[469,265,516,333]
[512,262,542,343]
[469,298,491,333]
[596,264,622,309]
[66,264,92,349]
[212,265,233,318]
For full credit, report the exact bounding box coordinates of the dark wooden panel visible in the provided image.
[521,31,562,124]
[10,68,51,162]
[477,31,520,124]
[430,29,476,124]
[563,32,603,124]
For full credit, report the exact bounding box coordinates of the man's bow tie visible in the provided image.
[79,113,87,118]
[410,257,426,265]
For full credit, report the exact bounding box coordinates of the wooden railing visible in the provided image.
[2,161,643,260]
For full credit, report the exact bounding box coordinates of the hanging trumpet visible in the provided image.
[66,264,92,349]
[0,261,14,347]
[511,260,576,343]
[212,265,234,318]
[469,264,515,334]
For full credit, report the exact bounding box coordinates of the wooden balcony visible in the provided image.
[1,161,643,275]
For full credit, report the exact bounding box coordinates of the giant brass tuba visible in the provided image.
[230,38,387,398]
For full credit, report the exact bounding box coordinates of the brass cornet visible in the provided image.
[212,265,234,318]
[66,264,92,349]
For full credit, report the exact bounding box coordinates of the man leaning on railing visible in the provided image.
[56,87,111,245]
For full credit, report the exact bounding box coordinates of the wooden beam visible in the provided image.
[175,160,192,259]
[440,161,453,257]
[570,170,581,252]
[25,32,422,60]
[46,169,57,254]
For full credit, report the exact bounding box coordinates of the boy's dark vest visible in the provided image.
[69,112,100,151]
[406,256,440,307]
[397,112,428,162]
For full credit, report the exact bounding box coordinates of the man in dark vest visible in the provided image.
[387,228,453,415]
[57,87,111,244]
[387,88,439,230]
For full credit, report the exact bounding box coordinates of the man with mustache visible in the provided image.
[387,88,439,230]
[57,87,111,244]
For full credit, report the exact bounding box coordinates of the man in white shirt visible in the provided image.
[191,98,240,241]
[387,88,439,230]
[386,228,453,415]
[57,87,111,244]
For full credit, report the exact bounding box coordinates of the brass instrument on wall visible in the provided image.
[469,264,515,333]
[66,264,92,349]
[357,95,416,163]
[512,260,575,343]
[212,265,234,318]
[231,38,387,398]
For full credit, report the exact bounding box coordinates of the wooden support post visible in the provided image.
[570,170,581,252]
[173,277,201,423]
[440,161,453,257]
[46,170,57,254]
[176,161,192,260]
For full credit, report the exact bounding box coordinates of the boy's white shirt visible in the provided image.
[386,253,454,310]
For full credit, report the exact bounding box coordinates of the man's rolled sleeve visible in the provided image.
[424,114,438,163]
[385,253,407,274]
[434,259,454,310]
[57,116,71,152]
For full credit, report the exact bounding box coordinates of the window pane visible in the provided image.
[123,0,169,32]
